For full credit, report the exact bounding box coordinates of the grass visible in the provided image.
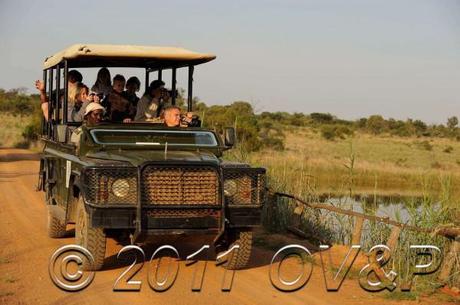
[0,291,14,297]
[0,257,11,264]
[246,127,460,198]
[3,274,16,283]
[227,126,460,299]
[0,113,33,148]
[383,291,418,301]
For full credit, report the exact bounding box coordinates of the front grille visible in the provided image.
[223,168,266,205]
[141,166,220,206]
[146,208,220,218]
[83,168,138,205]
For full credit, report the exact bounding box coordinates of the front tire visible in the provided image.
[75,197,106,271]
[219,230,253,270]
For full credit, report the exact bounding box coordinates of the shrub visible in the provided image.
[310,112,334,123]
[321,125,336,140]
[443,146,453,153]
[416,140,433,151]
[320,125,353,140]
[365,115,387,135]
[202,101,285,152]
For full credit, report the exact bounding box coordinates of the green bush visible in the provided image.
[365,115,387,134]
[320,125,353,140]
[321,126,336,140]
[310,112,334,123]
[0,89,39,115]
[201,101,285,152]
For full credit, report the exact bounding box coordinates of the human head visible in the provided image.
[96,67,111,86]
[74,83,89,103]
[112,74,126,93]
[163,106,181,127]
[126,76,141,94]
[84,102,105,126]
[87,91,97,102]
[68,70,83,84]
[148,80,165,98]
[159,88,170,103]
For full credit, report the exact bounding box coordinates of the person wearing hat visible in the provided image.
[134,80,169,122]
[70,102,105,147]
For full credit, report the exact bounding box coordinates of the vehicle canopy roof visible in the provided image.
[43,44,216,70]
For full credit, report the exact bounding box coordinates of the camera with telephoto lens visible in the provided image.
[181,114,201,127]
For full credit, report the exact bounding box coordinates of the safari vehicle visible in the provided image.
[37,44,266,270]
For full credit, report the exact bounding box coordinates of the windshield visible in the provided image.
[89,129,219,147]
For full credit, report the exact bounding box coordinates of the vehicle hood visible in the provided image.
[84,149,220,167]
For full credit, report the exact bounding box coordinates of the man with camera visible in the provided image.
[163,106,201,128]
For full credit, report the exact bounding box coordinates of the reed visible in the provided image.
[226,127,459,296]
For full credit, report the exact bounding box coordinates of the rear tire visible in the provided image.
[47,208,67,238]
[75,197,106,271]
[45,176,66,238]
[219,230,253,270]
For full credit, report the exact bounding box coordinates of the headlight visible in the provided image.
[224,180,238,196]
[111,179,130,198]
[84,168,138,205]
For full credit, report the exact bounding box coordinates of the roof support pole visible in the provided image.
[63,60,68,124]
[48,68,53,137]
[42,70,48,136]
[187,66,194,112]
[158,69,162,81]
[171,68,177,105]
[55,64,61,123]
[145,68,150,92]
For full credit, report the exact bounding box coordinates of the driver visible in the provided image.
[163,106,201,127]
[163,106,181,127]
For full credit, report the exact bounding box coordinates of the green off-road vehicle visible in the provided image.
[37,44,266,270]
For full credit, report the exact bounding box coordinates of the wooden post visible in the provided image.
[351,217,364,245]
[387,226,401,251]
[438,239,460,284]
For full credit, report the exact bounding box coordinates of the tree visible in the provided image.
[365,115,386,135]
[310,112,334,123]
[447,116,458,130]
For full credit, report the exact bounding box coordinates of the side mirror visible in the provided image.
[224,127,236,147]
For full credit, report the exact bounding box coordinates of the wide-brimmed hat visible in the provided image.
[84,102,105,116]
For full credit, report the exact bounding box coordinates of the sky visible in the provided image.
[0,0,459,124]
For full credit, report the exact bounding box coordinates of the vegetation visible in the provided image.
[0,89,42,148]
[1,87,458,298]
[1,87,459,150]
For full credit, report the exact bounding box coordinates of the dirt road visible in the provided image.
[0,149,448,305]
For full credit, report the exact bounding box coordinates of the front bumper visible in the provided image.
[87,204,262,230]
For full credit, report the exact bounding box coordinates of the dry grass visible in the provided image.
[247,127,460,199]
[0,114,32,148]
